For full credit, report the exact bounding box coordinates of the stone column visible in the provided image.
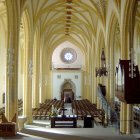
[32,55,40,108]
[41,53,48,102]
[96,77,100,109]
[23,58,33,124]
[109,43,115,102]
[6,47,18,122]
[23,32,34,124]
[93,78,97,104]
[32,33,40,108]
[126,104,133,134]
[123,103,127,133]
[39,48,44,103]
[120,102,127,133]
[120,102,124,133]
[5,0,20,124]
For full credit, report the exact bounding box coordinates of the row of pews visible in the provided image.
[0,113,16,137]
[1,98,139,130]
[72,99,105,125]
[0,99,23,117]
[32,99,64,120]
[0,99,64,120]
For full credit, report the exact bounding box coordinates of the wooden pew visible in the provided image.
[0,113,16,137]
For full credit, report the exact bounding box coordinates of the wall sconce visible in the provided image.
[95,48,108,77]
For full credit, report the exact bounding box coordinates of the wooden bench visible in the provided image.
[0,123,16,137]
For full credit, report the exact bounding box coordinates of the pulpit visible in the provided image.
[116,59,140,104]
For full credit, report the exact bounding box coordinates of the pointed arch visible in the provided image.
[60,79,76,102]
[121,0,136,59]
[107,11,121,101]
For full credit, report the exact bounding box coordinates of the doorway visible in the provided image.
[61,89,74,103]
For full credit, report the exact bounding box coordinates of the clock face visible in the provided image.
[61,48,77,64]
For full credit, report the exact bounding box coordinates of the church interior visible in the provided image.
[0,0,140,139]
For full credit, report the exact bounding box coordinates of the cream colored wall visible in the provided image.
[52,70,82,100]
[0,20,6,108]
[134,23,140,68]
[0,33,6,108]
[52,41,85,69]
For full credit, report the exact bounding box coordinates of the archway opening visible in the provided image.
[60,80,75,103]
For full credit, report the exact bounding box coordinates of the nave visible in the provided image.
[1,0,140,138]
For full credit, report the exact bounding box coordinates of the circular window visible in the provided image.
[61,48,77,64]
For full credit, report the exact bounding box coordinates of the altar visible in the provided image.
[51,116,77,128]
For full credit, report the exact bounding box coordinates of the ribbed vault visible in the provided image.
[23,0,108,51]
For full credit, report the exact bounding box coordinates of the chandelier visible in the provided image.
[95,48,108,77]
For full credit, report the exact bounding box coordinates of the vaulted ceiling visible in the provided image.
[24,0,108,50]
[0,0,124,52]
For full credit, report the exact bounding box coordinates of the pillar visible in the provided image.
[126,104,133,134]
[23,58,33,124]
[23,29,34,124]
[5,0,20,124]
[41,52,48,102]
[123,103,127,133]
[109,43,115,102]
[93,78,97,104]
[120,102,127,133]
[96,77,100,108]
[120,102,124,133]
[6,47,18,121]
[32,31,40,108]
